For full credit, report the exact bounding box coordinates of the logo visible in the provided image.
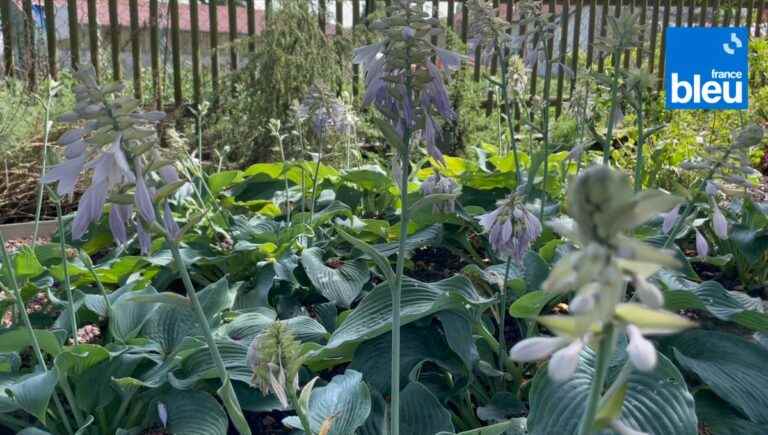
[665,27,749,110]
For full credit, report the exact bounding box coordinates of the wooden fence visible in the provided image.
[0,0,766,116]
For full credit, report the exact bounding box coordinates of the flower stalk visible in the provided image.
[577,323,616,435]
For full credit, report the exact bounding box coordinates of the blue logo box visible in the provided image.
[665,27,749,110]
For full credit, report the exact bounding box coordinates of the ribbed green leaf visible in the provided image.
[527,346,697,435]
[158,389,228,435]
[437,419,527,435]
[301,247,370,307]
[400,382,454,435]
[670,330,768,424]
[284,370,372,435]
[695,390,768,435]
[372,224,444,257]
[6,369,58,423]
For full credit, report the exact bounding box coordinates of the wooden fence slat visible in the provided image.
[150,0,161,108]
[447,0,455,32]
[712,0,721,26]
[67,0,80,69]
[23,0,37,88]
[571,0,584,94]
[597,0,609,73]
[248,0,256,53]
[108,0,121,81]
[687,0,695,26]
[432,0,439,47]
[319,0,327,33]
[506,0,513,22]
[45,0,57,79]
[675,0,683,26]
[755,0,764,37]
[353,0,360,97]
[191,0,202,107]
[624,0,632,70]
[555,0,569,117]
[1,0,14,78]
[700,0,708,26]
[336,0,344,35]
[736,0,743,26]
[648,0,660,73]
[210,0,220,101]
[461,0,469,43]
[637,0,647,67]
[265,0,271,24]
[129,0,142,99]
[746,0,755,30]
[658,0,671,92]
[723,3,732,25]
[586,0,597,68]
[228,0,238,70]
[170,0,182,105]
[87,0,99,79]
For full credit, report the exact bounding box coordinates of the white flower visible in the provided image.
[508,336,570,362]
[633,276,664,309]
[626,324,657,372]
[547,339,585,382]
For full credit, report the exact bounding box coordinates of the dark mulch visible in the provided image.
[409,246,467,283]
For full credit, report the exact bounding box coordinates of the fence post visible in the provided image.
[571,0,583,95]
[687,0,695,26]
[44,0,57,79]
[597,0,609,73]
[700,0,708,26]
[191,0,202,108]
[756,0,764,36]
[210,0,220,103]
[712,0,721,26]
[447,0,455,32]
[336,0,344,35]
[736,0,743,26]
[675,0,683,26]
[746,0,755,30]
[637,0,647,68]
[247,0,256,54]
[109,0,121,81]
[150,0,161,109]
[67,0,80,69]
[319,0,327,32]
[129,0,142,100]
[228,0,238,70]
[648,0,660,73]
[170,0,182,105]
[555,0,570,118]
[353,0,360,97]
[432,0,439,47]
[586,0,597,68]
[1,0,14,78]
[23,0,37,88]
[87,0,99,79]
[657,0,671,92]
[461,0,469,44]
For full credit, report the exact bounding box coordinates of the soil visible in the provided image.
[409,246,467,282]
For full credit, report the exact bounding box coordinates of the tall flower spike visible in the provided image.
[420,172,459,213]
[295,83,356,139]
[246,322,304,410]
[353,1,462,164]
[42,65,170,246]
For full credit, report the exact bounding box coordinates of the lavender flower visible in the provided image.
[477,194,542,263]
[695,228,709,257]
[353,1,461,164]
[41,66,173,253]
[294,83,356,138]
[420,173,459,213]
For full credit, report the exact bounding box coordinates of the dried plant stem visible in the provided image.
[0,232,75,434]
[32,88,56,247]
[578,323,617,435]
[167,239,251,434]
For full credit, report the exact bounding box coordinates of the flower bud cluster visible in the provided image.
[246,321,305,409]
[476,193,542,264]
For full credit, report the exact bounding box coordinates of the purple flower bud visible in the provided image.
[162,201,180,240]
[695,228,709,258]
[662,204,680,234]
[159,165,180,183]
[134,162,156,225]
[712,202,728,240]
[72,181,108,240]
[402,26,415,40]
[705,181,719,197]
[135,219,151,255]
[477,195,542,263]
[109,204,132,245]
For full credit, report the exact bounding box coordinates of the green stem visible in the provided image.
[497,257,513,370]
[634,92,645,193]
[578,323,617,435]
[0,233,75,434]
[540,38,553,219]
[167,239,250,435]
[288,388,312,435]
[603,50,621,166]
[53,197,78,345]
[499,50,522,187]
[32,92,55,247]
[110,390,135,433]
[390,42,415,435]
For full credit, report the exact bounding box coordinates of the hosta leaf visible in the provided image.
[170,339,251,389]
[436,418,527,435]
[0,328,62,356]
[527,346,696,435]
[669,330,768,424]
[55,344,110,378]
[143,300,199,355]
[323,275,492,352]
[158,389,228,435]
[349,324,464,395]
[659,270,768,331]
[301,247,370,308]
[111,285,161,342]
[695,390,768,435]
[509,291,559,319]
[400,382,454,435]
[373,224,444,257]
[6,369,58,423]
[283,370,372,435]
